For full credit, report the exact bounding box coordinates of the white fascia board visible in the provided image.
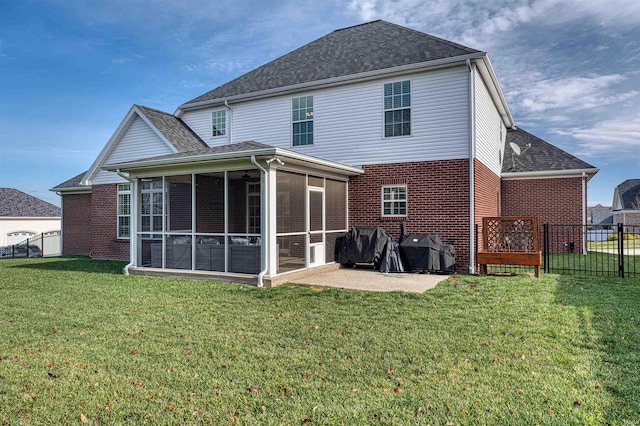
[502,168,599,180]
[0,216,61,220]
[475,55,515,129]
[83,105,179,185]
[174,52,487,115]
[103,146,364,177]
[50,187,92,194]
[103,148,278,171]
[132,105,180,154]
[83,106,139,185]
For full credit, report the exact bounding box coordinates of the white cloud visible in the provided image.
[514,74,638,113]
[553,116,640,157]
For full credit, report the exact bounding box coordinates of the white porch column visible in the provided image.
[130,178,139,267]
[267,167,278,276]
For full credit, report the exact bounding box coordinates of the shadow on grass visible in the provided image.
[6,256,128,275]
[554,274,640,423]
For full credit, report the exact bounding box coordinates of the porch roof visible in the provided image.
[102,141,364,176]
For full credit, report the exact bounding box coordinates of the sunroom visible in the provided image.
[104,142,362,285]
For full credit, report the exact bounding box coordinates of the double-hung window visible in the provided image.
[384,80,411,137]
[292,96,313,146]
[212,110,226,137]
[382,185,407,217]
[141,179,163,238]
[117,183,131,238]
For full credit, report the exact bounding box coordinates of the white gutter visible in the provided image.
[103,147,364,176]
[467,58,476,274]
[251,155,267,287]
[224,100,233,144]
[501,168,599,180]
[175,52,486,115]
[116,169,135,275]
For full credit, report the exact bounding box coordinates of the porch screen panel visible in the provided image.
[276,171,306,233]
[325,179,348,264]
[325,179,347,231]
[165,175,193,232]
[196,173,225,233]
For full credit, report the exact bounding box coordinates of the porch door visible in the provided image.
[308,188,325,267]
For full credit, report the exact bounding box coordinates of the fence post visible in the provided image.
[618,223,624,278]
[543,223,548,273]
[26,239,29,258]
[41,233,44,257]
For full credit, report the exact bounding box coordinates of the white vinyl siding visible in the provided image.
[91,116,175,185]
[182,66,470,165]
[181,109,231,145]
[474,67,505,176]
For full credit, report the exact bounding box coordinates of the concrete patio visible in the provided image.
[280,264,451,293]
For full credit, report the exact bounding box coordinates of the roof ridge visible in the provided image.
[136,104,173,116]
[332,19,382,32]
[380,20,482,53]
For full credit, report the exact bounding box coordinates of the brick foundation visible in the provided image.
[61,193,92,255]
[91,184,130,260]
[349,159,471,272]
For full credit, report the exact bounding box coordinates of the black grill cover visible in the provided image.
[400,234,441,272]
[379,241,405,273]
[439,244,456,273]
[336,227,392,266]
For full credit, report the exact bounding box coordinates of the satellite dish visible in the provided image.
[509,142,521,155]
[509,142,532,171]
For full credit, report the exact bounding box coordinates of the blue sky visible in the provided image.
[1,0,638,207]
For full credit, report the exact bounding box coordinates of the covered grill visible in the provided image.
[399,234,442,272]
[336,226,392,267]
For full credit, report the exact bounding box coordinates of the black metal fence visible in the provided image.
[0,231,61,259]
[475,223,639,278]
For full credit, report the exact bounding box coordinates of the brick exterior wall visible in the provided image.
[502,177,585,253]
[91,184,130,261]
[61,193,92,255]
[473,160,501,252]
[501,177,583,224]
[349,159,471,272]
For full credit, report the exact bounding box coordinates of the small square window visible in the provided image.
[381,185,407,217]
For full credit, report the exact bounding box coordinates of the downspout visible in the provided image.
[467,58,476,273]
[251,155,267,287]
[116,169,135,275]
[224,100,233,144]
[582,172,587,255]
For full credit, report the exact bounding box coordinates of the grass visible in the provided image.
[1,256,639,425]
[588,239,640,251]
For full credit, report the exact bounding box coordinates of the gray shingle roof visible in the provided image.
[0,188,61,217]
[136,105,208,152]
[503,128,596,173]
[50,171,88,191]
[183,20,481,106]
[614,179,640,210]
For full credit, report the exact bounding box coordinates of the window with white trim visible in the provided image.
[117,183,131,238]
[141,179,163,238]
[382,185,407,216]
[292,96,313,146]
[384,80,411,137]
[212,110,226,137]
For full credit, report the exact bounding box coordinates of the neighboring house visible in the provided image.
[0,188,61,246]
[50,20,597,282]
[612,179,640,226]
[588,204,613,225]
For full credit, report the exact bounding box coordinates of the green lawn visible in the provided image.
[588,239,640,251]
[1,257,639,425]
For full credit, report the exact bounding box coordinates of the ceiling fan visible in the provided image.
[241,171,260,183]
